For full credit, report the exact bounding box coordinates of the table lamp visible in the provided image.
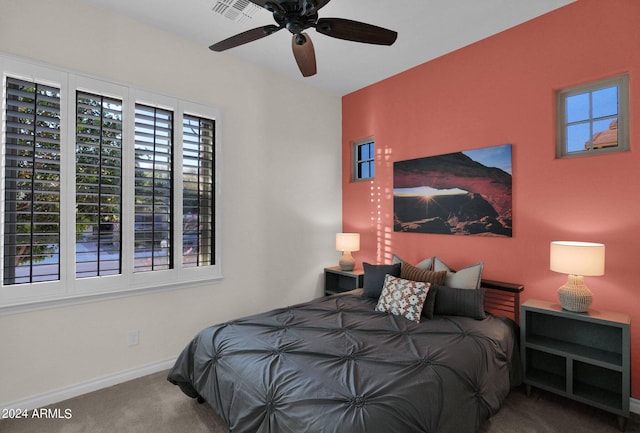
[549,241,605,312]
[336,233,360,271]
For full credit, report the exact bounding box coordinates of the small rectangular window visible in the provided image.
[556,75,629,158]
[353,139,375,181]
[3,78,61,285]
[182,114,215,267]
[75,91,123,278]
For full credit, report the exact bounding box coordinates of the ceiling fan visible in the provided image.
[209,0,398,77]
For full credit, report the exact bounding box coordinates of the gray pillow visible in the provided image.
[433,284,486,320]
[392,254,433,270]
[362,262,401,298]
[433,257,483,290]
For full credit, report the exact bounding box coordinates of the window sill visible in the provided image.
[0,272,223,316]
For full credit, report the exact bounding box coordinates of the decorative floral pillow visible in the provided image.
[375,275,430,323]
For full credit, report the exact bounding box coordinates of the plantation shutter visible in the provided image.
[75,91,123,278]
[182,114,215,267]
[134,104,173,272]
[3,77,62,285]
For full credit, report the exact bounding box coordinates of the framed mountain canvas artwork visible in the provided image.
[393,144,512,237]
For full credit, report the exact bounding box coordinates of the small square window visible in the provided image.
[556,75,629,158]
[353,139,375,181]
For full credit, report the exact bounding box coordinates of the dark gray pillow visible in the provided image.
[433,284,486,320]
[421,285,438,320]
[362,262,401,299]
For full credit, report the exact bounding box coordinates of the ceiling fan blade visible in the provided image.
[292,33,317,77]
[209,25,281,52]
[314,0,332,11]
[315,18,398,45]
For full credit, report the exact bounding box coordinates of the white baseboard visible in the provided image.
[1,357,176,412]
[631,397,640,415]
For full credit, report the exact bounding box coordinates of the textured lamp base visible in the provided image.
[558,275,593,313]
[339,251,355,271]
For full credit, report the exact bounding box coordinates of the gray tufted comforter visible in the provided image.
[168,294,521,433]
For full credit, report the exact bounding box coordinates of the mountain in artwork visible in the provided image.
[393,149,512,236]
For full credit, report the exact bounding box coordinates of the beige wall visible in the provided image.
[0,0,341,405]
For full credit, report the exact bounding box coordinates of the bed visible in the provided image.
[168,271,523,433]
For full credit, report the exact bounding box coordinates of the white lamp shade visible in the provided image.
[336,233,360,252]
[550,241,605,276]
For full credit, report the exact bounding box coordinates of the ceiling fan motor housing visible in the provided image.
[271,0,319,36]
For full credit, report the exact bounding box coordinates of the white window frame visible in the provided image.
[556,74,629,158]
[0,54,222,312]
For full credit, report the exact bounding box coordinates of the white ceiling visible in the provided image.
[80,0,575,96]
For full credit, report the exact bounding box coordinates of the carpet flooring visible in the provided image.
[1,370,638,433]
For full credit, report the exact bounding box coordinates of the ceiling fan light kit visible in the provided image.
[209,0,398,77]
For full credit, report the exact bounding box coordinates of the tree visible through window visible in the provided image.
[1,59,221,306]
[3,78,61,285]
[75,92,123,278]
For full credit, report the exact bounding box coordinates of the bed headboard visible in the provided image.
[481,279,524,323]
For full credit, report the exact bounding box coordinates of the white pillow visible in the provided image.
[433,257,483,290]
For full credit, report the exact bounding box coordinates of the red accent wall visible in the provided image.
[342,0,640,398]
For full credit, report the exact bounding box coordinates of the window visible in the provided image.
[3,78,61,285]
[182,114,215,268]
[1,55,221,309]
[76,91,123,278]
[556,75,629,158]
[134,104,173,272]
[353,138,375,181]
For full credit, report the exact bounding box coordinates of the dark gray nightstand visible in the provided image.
[324,266,364,296]
[521,299,630,431]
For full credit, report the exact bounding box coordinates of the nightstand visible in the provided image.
[521,299,630,431]
[324,266,364,296]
